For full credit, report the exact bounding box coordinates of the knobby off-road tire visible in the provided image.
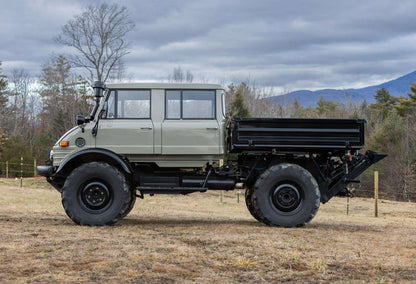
[252,163,320,227]
[245,187,266,223]
[62,162,131,226]
[120,190,136,218]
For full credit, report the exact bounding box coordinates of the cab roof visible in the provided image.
[106,82,222,90]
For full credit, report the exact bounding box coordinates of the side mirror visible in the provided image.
[76,115,86,125]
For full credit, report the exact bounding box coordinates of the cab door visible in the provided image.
[96,89,153,154]
[162,90,220,155]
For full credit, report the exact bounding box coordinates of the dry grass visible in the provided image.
[0,177,415,283]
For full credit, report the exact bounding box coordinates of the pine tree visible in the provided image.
[229,84,250,118]
[393,83,416,116]
[370,88,396,120]
[394,96,416,117]
[407,83,416,101]
[375,87,392,103]
[316,96,338,117]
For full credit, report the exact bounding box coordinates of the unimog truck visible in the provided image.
[37,81,386,227]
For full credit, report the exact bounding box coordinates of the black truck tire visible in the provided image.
[120,190,136,218]
[61,162,131,226]
[245,187,266,223]
[252,163,320,227]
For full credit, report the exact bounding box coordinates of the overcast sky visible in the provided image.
[1,0,416,92]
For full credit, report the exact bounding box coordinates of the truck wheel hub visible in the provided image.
[81,182,110,210]
[272,183,301,212]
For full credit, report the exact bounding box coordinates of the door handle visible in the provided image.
[140,127,153,130]
[206,127,218,130]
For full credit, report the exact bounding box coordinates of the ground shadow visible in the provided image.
[0,214,386,232]
[118,217,261,227]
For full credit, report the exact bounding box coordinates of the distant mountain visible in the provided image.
[270,71,416,107]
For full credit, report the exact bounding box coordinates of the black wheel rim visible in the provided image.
[79,181,112,211]
[271,183,302,212]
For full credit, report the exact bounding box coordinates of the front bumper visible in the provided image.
[37,165,63,192]
[36,165,55,177]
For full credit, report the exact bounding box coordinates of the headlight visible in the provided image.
[49,149,54,161]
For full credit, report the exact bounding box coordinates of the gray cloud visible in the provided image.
[1,0,416,92]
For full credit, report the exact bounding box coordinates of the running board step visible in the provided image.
[137,186,208,195]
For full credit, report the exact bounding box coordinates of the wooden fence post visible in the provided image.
[6,161,8,178]
[374,171,379,217]
[34,159,37,176]
[20,157,23,188]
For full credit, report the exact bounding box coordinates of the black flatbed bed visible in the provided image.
[229,117,366,153]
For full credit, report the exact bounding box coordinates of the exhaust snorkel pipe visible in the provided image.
[76,81,106,126]
[90,81,105,120]
[89,81,106,137]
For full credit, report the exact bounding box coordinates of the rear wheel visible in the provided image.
[245,187,266,223]
[253,163,320,227]
[62,162,131,226]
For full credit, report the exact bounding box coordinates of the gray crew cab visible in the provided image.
[37,81,386,226]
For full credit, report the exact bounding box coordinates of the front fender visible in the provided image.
[56,148,133,176]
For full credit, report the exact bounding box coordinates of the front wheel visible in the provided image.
[252,163,320,227]
[120,190,136,218]
[62,162,131,226]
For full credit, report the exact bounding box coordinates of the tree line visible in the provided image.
[0,57,92,174]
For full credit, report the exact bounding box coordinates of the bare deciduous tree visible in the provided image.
[0,62,7,111]
[39,55,91,142]
[9,69,32,135]
[168,66,194,83]
[0,62,8,147]
[56,3,135,83]
[3,69,41,146]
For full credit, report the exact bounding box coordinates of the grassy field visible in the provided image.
[0,178,415,283]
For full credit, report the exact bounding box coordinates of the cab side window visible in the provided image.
[165,90,216,119]
[166,90,181,119]
[118,90,150,119]
[105,89,151,119]
[183,90,215,119]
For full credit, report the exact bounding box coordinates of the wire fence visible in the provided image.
[354,187,416,202]
[0,160,37,178]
